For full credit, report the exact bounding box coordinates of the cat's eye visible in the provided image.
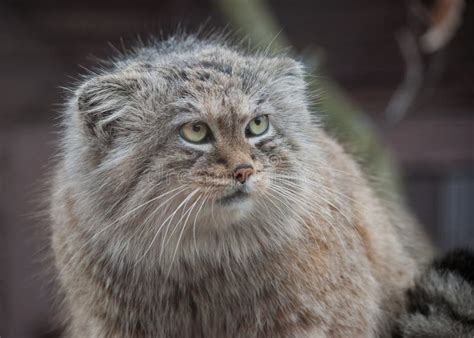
[180,122,210,143]
[246,115,269,137]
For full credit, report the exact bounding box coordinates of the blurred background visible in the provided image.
[0,0,472,337]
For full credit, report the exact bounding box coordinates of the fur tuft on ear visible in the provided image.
[75,74,140,142]
[278,57,305,79]
[269,57,306,90]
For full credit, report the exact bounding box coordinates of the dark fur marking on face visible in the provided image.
[216,158,228,165]
[163,73,179,86]
[255,136,277,148]
[197,72,210,81]
[199,60,233,76]
[102,156,155,216]
[184,150,199,159]
[271,127,300,153]
[178,70,190,81]
[140,63,154,71]
[285,139,300,152]
[258,145,278,157]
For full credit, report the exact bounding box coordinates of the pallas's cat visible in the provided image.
[49,34,430,337]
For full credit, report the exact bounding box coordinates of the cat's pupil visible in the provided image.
[193,124,201,132]
[255,118,261,125]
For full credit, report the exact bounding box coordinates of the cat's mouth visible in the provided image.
[218,189,250,205]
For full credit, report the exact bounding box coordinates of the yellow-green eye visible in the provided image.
[180,122,209,143]
[246,115,269,137]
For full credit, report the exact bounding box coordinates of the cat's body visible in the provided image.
[50,35,430,337]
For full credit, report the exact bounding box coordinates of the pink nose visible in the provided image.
[233,164,255,184]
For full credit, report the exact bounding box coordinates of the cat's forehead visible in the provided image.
[165,55,264,122]
[175,57,256,93]
[170,87,257,126]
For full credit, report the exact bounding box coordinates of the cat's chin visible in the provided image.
[215,194,255,222]
[194,175,268,226]
[218,189,250,205]
[213,178,262,218]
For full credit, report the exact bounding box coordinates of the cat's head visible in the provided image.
[63,37,319,260]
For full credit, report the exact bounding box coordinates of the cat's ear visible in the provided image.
[266,57,307,96]
[75,73,140,142]
[276,58,305,81]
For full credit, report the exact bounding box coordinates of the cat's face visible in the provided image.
[68,46,315,255]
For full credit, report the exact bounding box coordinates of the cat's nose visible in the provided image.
[233,164,254,184]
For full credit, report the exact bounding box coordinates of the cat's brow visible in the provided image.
[170,112,206,127]
[170,108,258,127]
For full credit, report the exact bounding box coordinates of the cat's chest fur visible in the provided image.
[66,222,381,338]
